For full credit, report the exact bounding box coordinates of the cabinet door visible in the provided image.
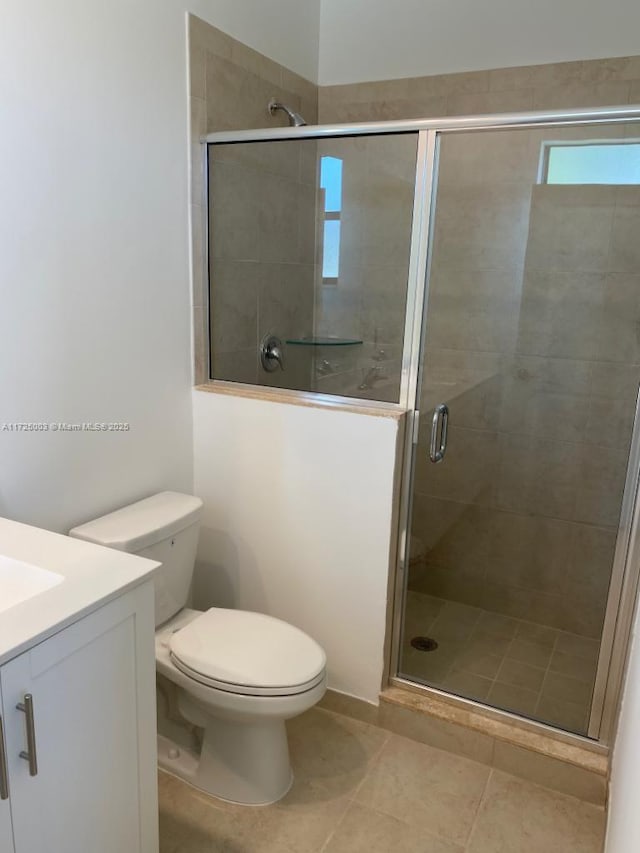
[0,684,15,853]
[1,584,158,853]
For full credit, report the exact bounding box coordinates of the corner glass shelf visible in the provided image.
[285,336,363,347]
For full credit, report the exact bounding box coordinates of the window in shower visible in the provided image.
[541,140,640,184]
[320,156,343,283]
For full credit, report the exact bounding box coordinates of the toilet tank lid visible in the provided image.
[69,491,203,553]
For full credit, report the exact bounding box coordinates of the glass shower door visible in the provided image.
[398,122,640,737]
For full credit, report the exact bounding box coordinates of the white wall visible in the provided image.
[319,0,640,84]
[192,391,401,703]
[0,0,319,534]
[606,602,640,851]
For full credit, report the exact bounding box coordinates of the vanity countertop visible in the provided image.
[0,516,159,666]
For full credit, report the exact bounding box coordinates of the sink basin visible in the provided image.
[0,556,63,614]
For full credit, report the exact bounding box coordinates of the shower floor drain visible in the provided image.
[410,636,438,652]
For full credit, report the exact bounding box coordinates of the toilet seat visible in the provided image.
[169,607,327,697]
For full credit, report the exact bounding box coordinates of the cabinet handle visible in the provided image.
[429,403,449,463]
[0,716,8,799]
[16,694,38,777]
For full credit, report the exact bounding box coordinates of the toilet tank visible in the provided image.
[69,491,203,626]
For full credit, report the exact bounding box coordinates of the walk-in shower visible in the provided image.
[202,105,640,745]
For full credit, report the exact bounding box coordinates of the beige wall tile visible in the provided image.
[190,142,205,207]
[210,347,257,386]
[205,52,303,132]
[441,70,490,95]
[609,197,640,272]
[437,128,539,186]
[488,65,536,92]
[595,276,640,367]
[208,159,260,261]
[415,425,499,506]
[433,183,532,271]
[525,185,616,273]
[426,269,521,354]
[498,356,591,442]
[533,82,630,110]
[528,60,586,87]
[258,263,314,341]
[533,80,630,109]
[414,499,494,577]
[574,444,627,526]
[495,433,579,520]
[517,271,606,361]
[422,350,504,431]
[209,258,258,352]
[557,583,606,638]
[567,523,617,597]
[188,14,233,60]
[192,305,207,385]
[191,203,205,308]
[580,55,640,82]
[447,89,534,116]
[229,38,283,87]
[188,41,206,99]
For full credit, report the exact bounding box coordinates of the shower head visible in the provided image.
[268,98,307,127]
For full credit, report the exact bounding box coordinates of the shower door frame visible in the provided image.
[202,104,640,746]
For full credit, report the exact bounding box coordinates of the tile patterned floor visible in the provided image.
[399,592,599,735]
[158,706,606,852]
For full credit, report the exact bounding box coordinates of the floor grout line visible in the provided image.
[318,723,394,851]
[463,766,495,852]
[534,633,561,718]
[317,797,352,853]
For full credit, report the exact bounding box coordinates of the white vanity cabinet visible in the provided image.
[0,582,158,853]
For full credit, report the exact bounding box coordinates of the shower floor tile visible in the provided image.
[399,591,597,735]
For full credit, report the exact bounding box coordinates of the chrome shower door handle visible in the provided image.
[0,716,8,799]
[429,403,449,463]
[16,694,38,777]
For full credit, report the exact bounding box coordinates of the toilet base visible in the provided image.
[157,718,294,806]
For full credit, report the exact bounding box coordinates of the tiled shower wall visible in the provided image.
[311,134,416,402]
[318,56,640,638]
[188,14,318,386]
[207,141,317,390]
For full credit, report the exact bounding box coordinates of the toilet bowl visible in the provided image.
[156,608,326,803]
[69,491,327,805]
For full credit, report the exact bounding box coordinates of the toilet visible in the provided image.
[69,491,327,805]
